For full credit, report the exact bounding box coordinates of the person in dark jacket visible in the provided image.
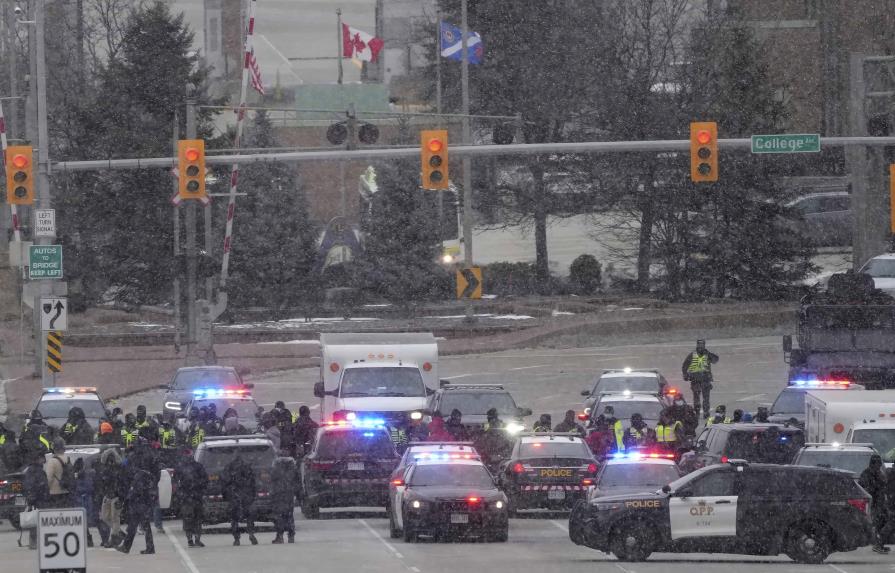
[117,440,159,554]
[532,414,552,432]
[292,405,319,455]
[445,409,470,441]
[19,410,52,462]
[860,454,890,554]
[221,409,248,435]
[270,457,298,543]
[554,410,585,435]
[97,448,124,547]
[0,421,19,473]
[22,452,50,549]
[273,401,294,454]
[681,339,719,420]
[61,407,95,445]
[71,457,99,547]
[174,450,208,548]
[221,454,258,546]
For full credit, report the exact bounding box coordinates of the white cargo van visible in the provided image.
[804,389,895,443]
[847,421,895,465]
[313,333,438,426]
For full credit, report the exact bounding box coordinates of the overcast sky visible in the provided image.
[171,0,377,85]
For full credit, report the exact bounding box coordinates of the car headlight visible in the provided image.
[505,423,525,434]
[583,407,591,415]
[410,500,426,510]
[410,411,423,421]
[494,500,504,510]
[164,401,182,411]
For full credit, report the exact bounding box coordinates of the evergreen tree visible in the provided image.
[228,111,320,317]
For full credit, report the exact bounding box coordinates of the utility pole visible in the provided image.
[460,0,474,321]
[172,110,181,352]
[184,98,199,363]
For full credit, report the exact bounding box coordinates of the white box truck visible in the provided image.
[804,389,895,444]
[313,333,438,426]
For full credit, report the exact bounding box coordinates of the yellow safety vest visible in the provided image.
[63,423,76,435]
[39,434,51,451]
[611,420,624,451]
[0,435,5,445]
[160,429,177,449]
[190,428,205,448]
[706,416,731,426]
[656,422,682,443]
[121,428,138,447]
[389,427,407,445]
[687,353,710,374]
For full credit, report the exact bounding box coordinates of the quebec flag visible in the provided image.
[440,21,483,64]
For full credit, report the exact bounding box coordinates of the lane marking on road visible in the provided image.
[164,528,201,573]
[550,519,568,532]
[736,393,767,402]
[358,518,404,559]
[828,564,849,573]
[509,364,549,371]
[614,563,635,573]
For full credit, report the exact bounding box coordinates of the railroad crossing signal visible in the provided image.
[456,267,482,299]
[690,122,718,183]
[178,139,206,200]
[421,130,449,190]
[5,145,34,205]
[47,331,63,373]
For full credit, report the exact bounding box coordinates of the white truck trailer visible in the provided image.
[804,389,895,444]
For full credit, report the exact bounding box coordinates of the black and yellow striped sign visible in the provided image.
[47,331,62,373]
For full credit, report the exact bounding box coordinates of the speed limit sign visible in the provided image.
[38,508,86,572]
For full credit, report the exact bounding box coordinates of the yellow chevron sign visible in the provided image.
[47,331,63,373]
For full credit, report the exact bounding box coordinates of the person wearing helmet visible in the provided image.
[270,457,298,544]
[860,454,890,553]
[554,410,585,435]
[532,413,552,432]
[19,410,52,461]
[706,405,731,426]
[445,409,470,441]
[174,447,208,548]
[61,407,95,445]
[681,339,719,420]
[221,452,258,546]
[120,414,139,449]
[484,408,504,432]
[134,405,158,442]
[623,413,652,450]
[116,439,158,554]
[292,405,319,456]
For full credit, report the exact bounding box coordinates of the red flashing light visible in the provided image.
[696,130,712,145]
[422,362,432,372]
[721,456,729,463]
[587,463,597,473]
[329,362,340,373]
[467,496,480,503]
[512,463,525,474]
[833,423,845,434]
[11,154,28,168]
[665,387,678,395]
[185,147,200,162]
[391,479,405,486]
[427,139,444,153]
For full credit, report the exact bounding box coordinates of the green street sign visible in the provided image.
[751,134,820,154]
[29,244,63,279]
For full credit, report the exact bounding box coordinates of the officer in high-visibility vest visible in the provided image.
[655,410,684,451]
[681,339,719,420]
[706,405,732,426]
[120,414,140,449]
[600,406,625,453]
[623,413,654,450]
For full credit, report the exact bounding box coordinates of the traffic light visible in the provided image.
[5,145,33,205]
[690,122,718,183]
[178,139,206,200]
[421,130,449,190]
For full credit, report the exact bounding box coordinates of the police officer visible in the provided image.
[474,413,512,469]
[599,406,625,453]
[157,414,181,468]
[19,410,52,462]
[292,405,319,455]
[554,410,585,435]
[388,422,409,453]
[681,339,719,420]
[532,414,552,432]
[445,409,469,441]
[731,409,744,424]
[655,410,684,452]
[860,454,890,554]
[666,396,699,438]
[221,453,258,546]
[272,401,294,454]
[120,414,140,449]
[270,457,298,544]
[61,407,95,445]
[706,405,732,426]
[754,406,770,423]
[484,408,504,431]
[186,407,206,448]
[134,405,158,442]
[116,439,158,554]
[22,451,50,549]
[623,413,653,450]
[174,448,208,548]
[0,420,19,472]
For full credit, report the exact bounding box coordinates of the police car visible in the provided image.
[195,435,276,524]
[587,391,664,430]
[589,451,681,499]
[426,383,531,436]
[792,442,878,475]
[32,387,109,432]
[176,387,260,433]
[768,379,862,427]
[299,419,400,519]
[581,369,670,415]
[391,442,480,483]
[499,433,598,512]
[389,457,509,542]
[569,461,874,563]
[163,365,252,415]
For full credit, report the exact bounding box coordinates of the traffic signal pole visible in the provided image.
[185,99,198,363]
[460,0,474,322]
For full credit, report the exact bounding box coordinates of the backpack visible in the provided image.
[23,464,50,506]
[55,456,76,492]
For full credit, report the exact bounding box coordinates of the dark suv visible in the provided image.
[678,423,804,473]
[195,436,276,524]
[569,462,873,563]
[427,383,532,436]
[300,423,400,519]
[162,366,251,416]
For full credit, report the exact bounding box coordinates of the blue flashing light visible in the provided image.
[363,432,375,437]
[789,379,850,388]
[353,418,386,429]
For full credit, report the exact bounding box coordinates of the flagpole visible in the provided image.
[337,8,343,84]
[435,7,442,115]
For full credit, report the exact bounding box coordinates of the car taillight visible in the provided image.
[311,461,334,471]
[512,463,525,474]
[467,497,480,503]
[582,479,594,486]
[720,456,729,463]
[847,498,870,515]
[391,479,404,486]
[586,463,597,473]
[577,413,588,421]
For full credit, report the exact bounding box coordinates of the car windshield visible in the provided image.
[193,398,257,421]
[315,430,396,458]
[852,430,895,463]
[594,376,658,394]
[339,367,426,397]
[200,445,275,474]
[594,401,662,420]
[439,392,519,416]
[771,390,804,414]
[37,398,106,419]
[599,464,680,488]
[174,370,240,390]
[410,464,495,488]
[795,450,875,474]
[861,258,895,278]
[519,442,590,458]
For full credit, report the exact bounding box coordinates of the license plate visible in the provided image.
[547,490,566,500]
[14,496,25,506]
[450,513,469,524]
[347,462,365,471]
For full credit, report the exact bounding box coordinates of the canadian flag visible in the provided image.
[342,23,383,63]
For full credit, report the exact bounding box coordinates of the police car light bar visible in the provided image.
[45,387,97,394]
[790,379,850,388]
[413,452,477,461]
[192,387,250,397]
[611,451,675,460]
[323,418,386,429]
